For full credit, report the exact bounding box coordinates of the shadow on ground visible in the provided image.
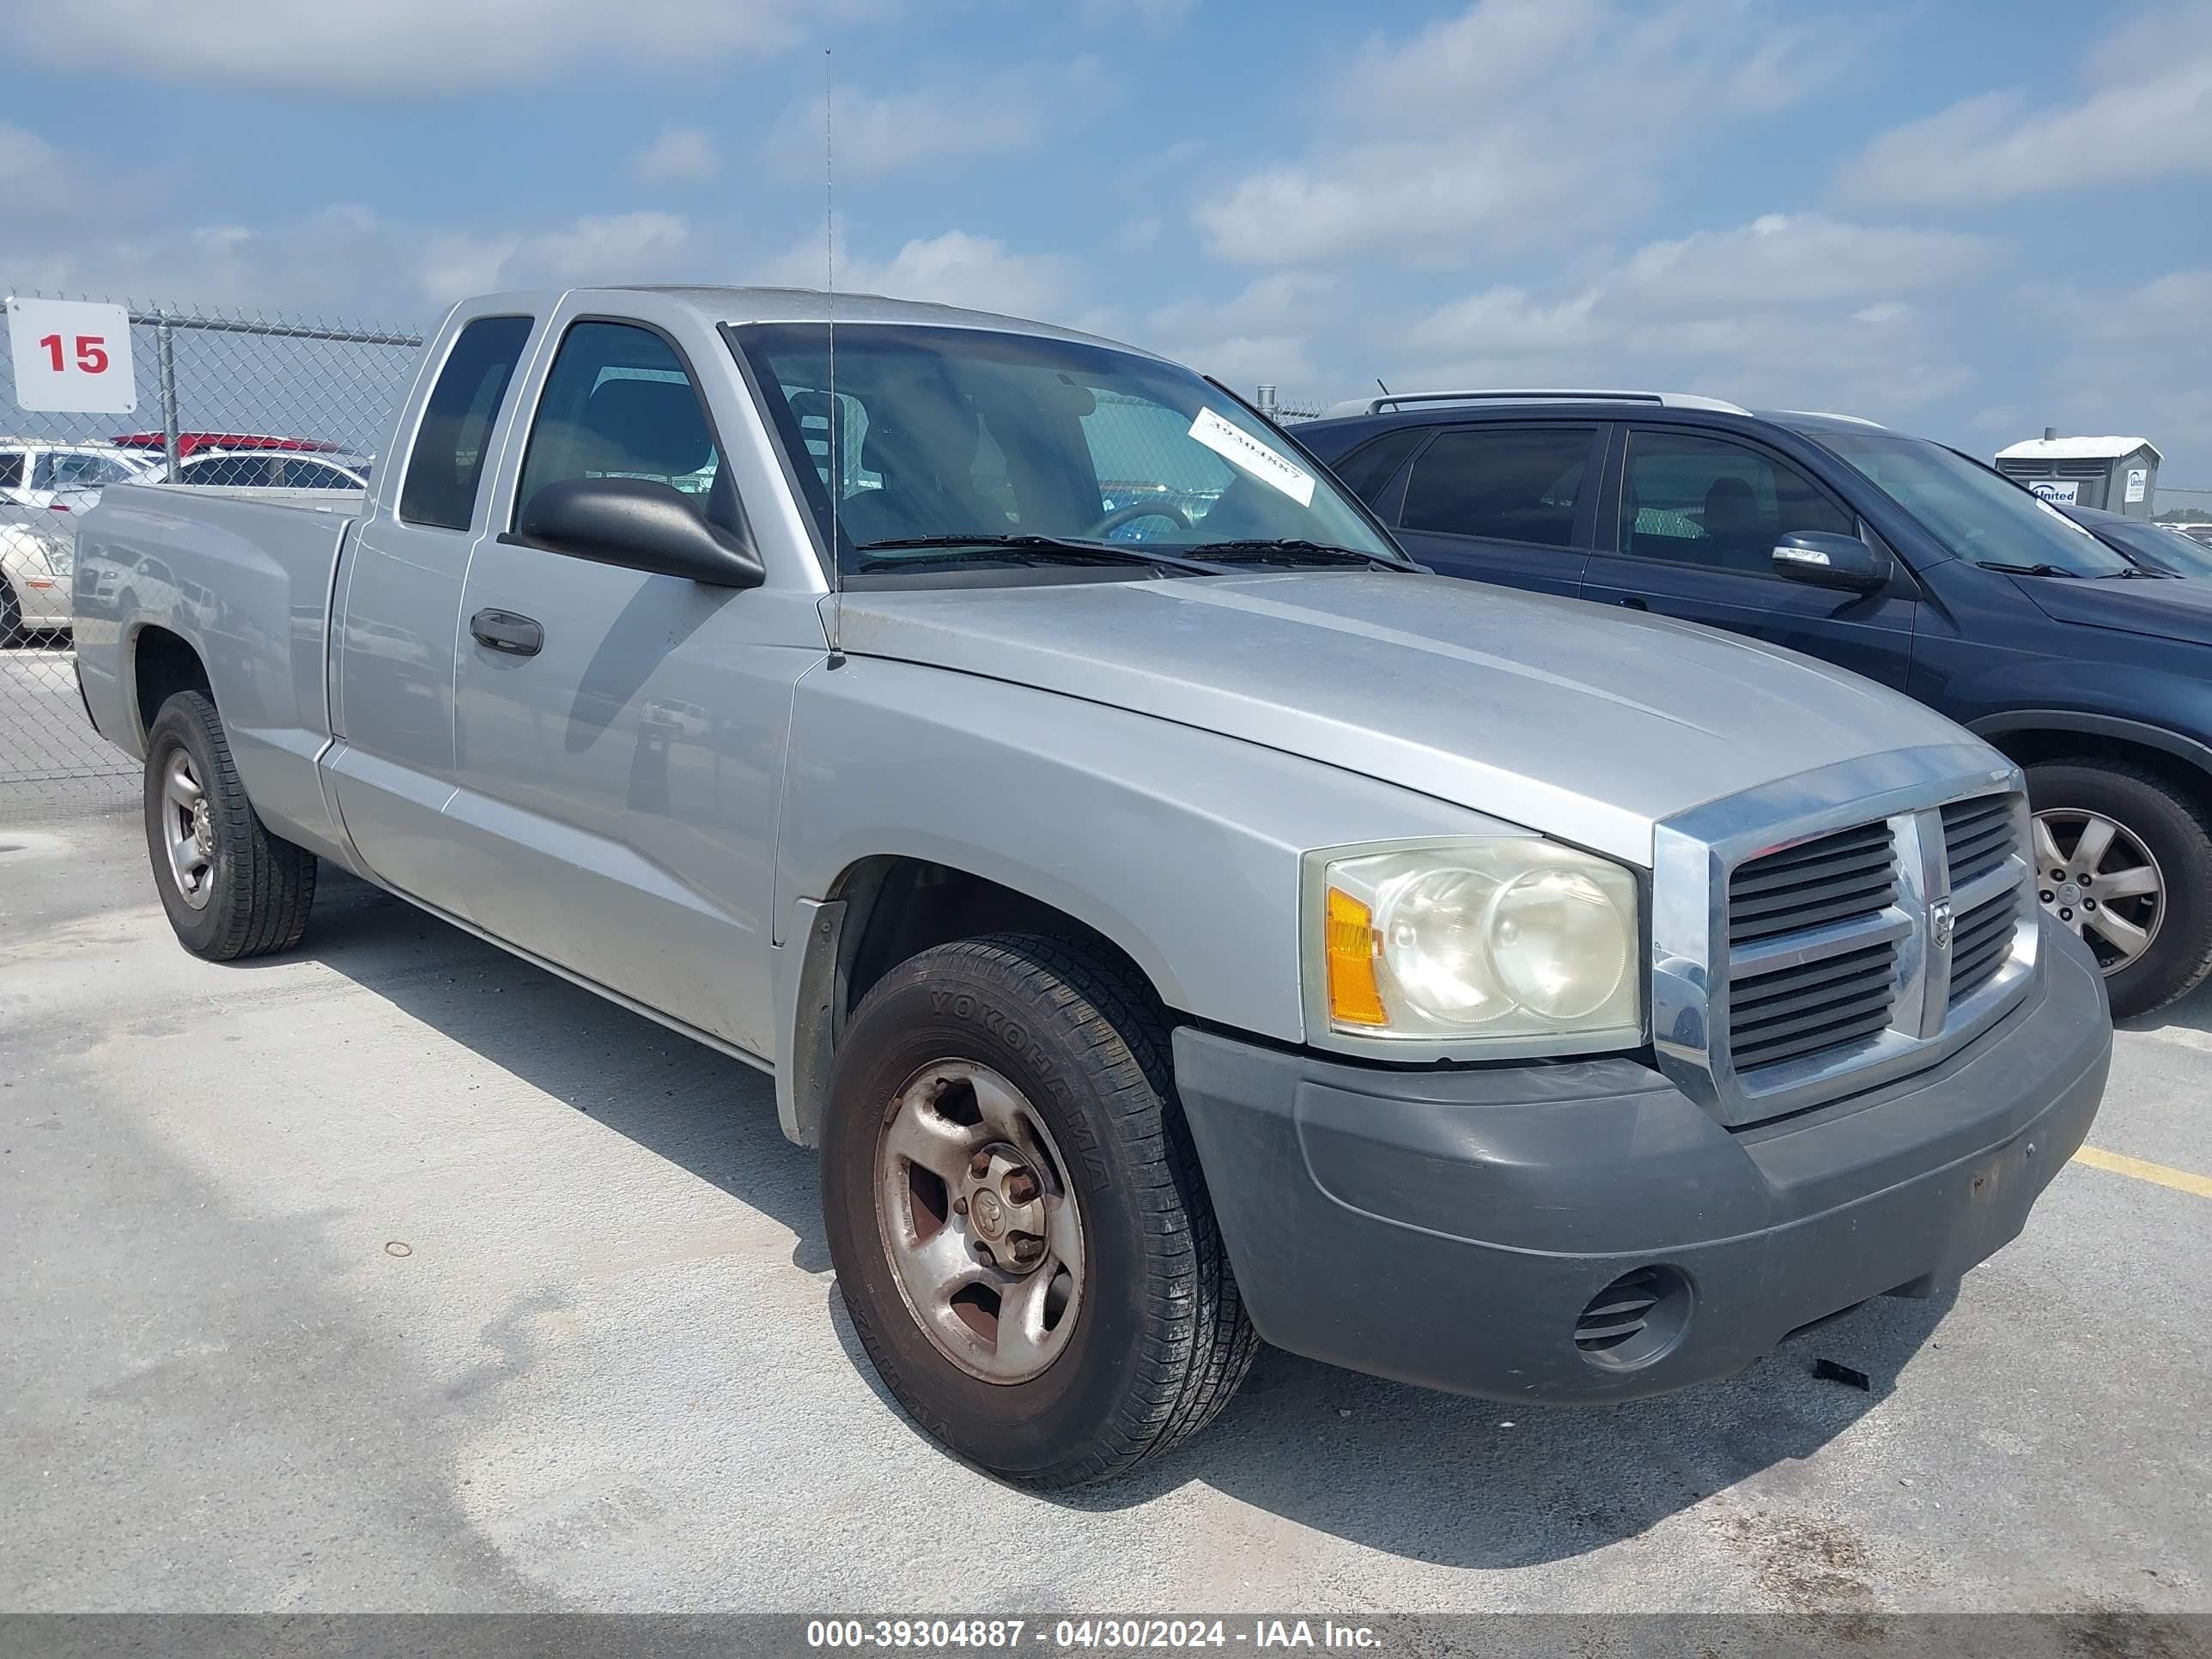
[265,868,1952,1571]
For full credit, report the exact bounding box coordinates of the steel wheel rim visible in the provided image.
[162,750,216,911]
[2033,807,2162,975]
[873,1059,1085,1385]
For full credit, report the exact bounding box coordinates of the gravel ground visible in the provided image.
[3,802,2208,1619]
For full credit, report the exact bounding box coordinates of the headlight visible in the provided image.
[1309,841,1642,1056]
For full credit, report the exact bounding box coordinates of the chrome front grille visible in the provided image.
[1942,793,2019,890]
[1730,936,1900,1073]
[1650,751,2040,1129]
[1727,821,1898,947]
[1948,887,2020,1006]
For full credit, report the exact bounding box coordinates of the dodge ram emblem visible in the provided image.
[1930,897,1954,951]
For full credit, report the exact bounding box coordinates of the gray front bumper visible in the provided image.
[1173,917,2112,1402]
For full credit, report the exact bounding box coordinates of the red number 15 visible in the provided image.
[38,333,110,374]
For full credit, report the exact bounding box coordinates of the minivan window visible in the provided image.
[1817,429,2131,578]
[1400,427,1594,548]
[399,314,533,531]
[1329,428,1425,510]
[1620,428,1854,573]
[0,453,22,490]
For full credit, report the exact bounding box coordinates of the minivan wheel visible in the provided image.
[821,933,1257,1487]
[143,690,318,960]
[2027,758,2212,1019]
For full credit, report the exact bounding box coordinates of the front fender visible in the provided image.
[771,656,1507,1136]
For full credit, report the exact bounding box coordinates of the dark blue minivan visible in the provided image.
[1298,392,2212,1018]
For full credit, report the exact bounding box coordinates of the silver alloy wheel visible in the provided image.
[162,750,216,911]
[874,1060,1085,1384]
[2033,807,2163,974]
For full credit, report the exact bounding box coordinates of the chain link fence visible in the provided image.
[2,288,424,817]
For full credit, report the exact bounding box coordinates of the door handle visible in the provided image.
[471,608,543,657]
[1617,597,1649,612]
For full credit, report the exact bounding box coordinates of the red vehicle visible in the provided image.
[112,431,343,460]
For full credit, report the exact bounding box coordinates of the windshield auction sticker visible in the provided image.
[1188,408,1316,507]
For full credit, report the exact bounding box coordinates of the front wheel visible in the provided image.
[143,690,318,960]
[821,933,1256,1487]
[2027,758,2212,1019]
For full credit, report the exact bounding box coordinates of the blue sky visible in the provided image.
[5,0,2209,490]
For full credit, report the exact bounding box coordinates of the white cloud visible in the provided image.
[1125,273,1333,391]
[1409,213,1988,356]
[1389,210,1997,418]
[14,0,886,95]
[1838,5,2212,206]
[1616,214,1993,308]
[1194,0,1852,265]
[633,126,722,186]
[769,62,1097,182]
[0,122,59,185]
[766,229,1078,319]
[2011,270,2212,477]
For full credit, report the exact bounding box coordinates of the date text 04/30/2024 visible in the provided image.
[804,1620,1383,1650]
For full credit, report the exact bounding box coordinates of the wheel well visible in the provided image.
[1982,726,2212,810]
[133,626,211,738]
[833,856,1159,1020]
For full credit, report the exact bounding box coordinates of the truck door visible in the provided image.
[327,313,537,905]
[443,315,816,1058]
[1580,425,1919,690]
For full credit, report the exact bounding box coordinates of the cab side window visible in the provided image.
[514,320,739,538]
[1621,428,1854,574]
[400,314,533,531]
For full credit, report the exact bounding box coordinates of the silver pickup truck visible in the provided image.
[74,286,2112,1487]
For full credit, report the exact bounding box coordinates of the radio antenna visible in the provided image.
[824,46,844,665]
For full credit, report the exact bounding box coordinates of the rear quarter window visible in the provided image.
[399,315,534,531]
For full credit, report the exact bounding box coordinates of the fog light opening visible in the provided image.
[1574,1265,1692,1370]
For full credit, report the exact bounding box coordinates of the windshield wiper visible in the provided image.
[2112,564,2177,579]
[853,535,1222,576]
[1170,538,1407,569]
[1975,561,2085,578]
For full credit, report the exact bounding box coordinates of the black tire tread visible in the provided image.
[149,690,317,960]
[2033,755,2212,1018]
[842,932,1257,1487]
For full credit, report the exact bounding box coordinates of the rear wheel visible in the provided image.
[1,577,21,647]
[143,690,318,960]
[2027,758,2212,1018]
[821,933,1256,1487]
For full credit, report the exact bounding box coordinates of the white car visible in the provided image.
[0,441,161,515]
[0,511,75,641]
[173,450,373,491]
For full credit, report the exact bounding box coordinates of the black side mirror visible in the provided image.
[508,477,766,589]
[1771,531,1893,595]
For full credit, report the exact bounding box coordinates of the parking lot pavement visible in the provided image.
[3,805,2208,1617]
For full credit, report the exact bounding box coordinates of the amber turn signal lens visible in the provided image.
[1325,888,1388,1027]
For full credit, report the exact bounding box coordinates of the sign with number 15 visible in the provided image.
[7,296,137,414]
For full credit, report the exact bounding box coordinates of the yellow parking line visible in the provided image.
[2072,1144,2212,1200]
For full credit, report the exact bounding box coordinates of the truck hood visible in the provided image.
[834,572,1977,866]
[2014,571,2212,648]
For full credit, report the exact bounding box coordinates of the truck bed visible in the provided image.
[75,482,364,863]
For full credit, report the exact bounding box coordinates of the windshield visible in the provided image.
[1810,428,2131,577]
[732,323,1401,576]
[2094,516,2212,577]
